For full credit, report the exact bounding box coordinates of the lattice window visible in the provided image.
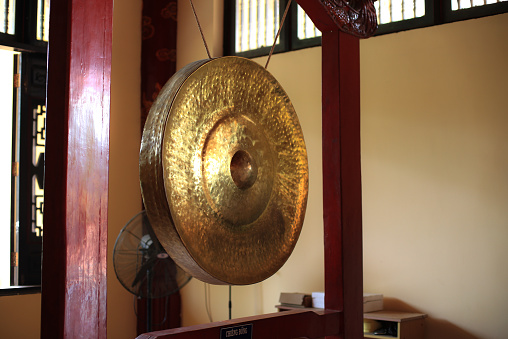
[37,0,50,42]
[452,0,507,10]
[230,1,322,56]
[235,0,281,53]
[227,0,508,55]
[1,0,49,45]
[375,0,426,24]
[32,104,45,237]
[0,0,15,35]
[0,1,47,292]
[296,5,321,40]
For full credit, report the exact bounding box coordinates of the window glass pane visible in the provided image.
[375,0,425,24]
[235,0,280,53]
[37,0,50,41]
[451,0,507,10]
[297,5,321,40]
[0,0,16,35]
[0,49,15,288]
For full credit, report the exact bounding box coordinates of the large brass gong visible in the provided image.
[140,56,308,285]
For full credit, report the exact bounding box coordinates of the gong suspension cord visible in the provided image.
[189,0,212,59]
[265,0,293,69]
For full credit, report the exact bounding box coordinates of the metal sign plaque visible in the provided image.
[220,324,253,339]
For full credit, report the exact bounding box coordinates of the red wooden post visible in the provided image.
[40,0,113,337]
[297,1,364,338]
[321,30,363,339]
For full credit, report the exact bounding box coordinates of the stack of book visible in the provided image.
[309,292,383,311]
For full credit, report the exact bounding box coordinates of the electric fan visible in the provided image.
[113,210,192,300]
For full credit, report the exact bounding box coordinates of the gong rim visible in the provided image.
[140,56,308,285]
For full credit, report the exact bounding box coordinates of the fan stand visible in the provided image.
[146,269,153,332]
[228,286,232,320]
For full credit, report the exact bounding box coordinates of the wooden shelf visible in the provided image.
[278,306,426,339]
[364,310,427,322]
[363,311,427,339]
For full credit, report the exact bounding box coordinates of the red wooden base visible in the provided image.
[136,309,341,339]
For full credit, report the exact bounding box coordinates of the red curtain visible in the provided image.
[141,0,178,127]
[138,0,180,334]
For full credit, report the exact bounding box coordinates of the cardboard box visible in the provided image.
[279,293,312,307]
[363,293,383,312]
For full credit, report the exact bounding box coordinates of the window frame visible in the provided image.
[224,0,508,55]
[289,5,321,51]
[0,0,48,52]
[1,0,48,295]
[443,0,508,23]
[376,0,508,35]
[15,52,46,287]
[224,0,321,58]
[224,0,287,58]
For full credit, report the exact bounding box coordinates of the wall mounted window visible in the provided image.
[224,0,508,56]
[376,0,508,34]
[0,0,48,295]
[224,1,321,58]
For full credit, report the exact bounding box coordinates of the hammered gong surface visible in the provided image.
[140,56,308,285]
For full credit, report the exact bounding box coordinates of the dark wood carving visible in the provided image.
[320,0,378,38]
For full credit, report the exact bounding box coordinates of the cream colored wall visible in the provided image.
[0,294,40,338]
[178,1,508,338]
[107,0,142,338]
[361,13,508,339]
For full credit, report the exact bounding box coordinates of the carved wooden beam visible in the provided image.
[298,1,367,339]
[297,0,378,38]
[319,0,378,38]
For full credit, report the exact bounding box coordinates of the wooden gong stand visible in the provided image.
[40,0,362,338]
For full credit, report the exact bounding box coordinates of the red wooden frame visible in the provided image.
[40,0,113,337]
[138,1,363,338]
[321,30,363,339]
[138,309,341,339]
[40,0,362,338]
